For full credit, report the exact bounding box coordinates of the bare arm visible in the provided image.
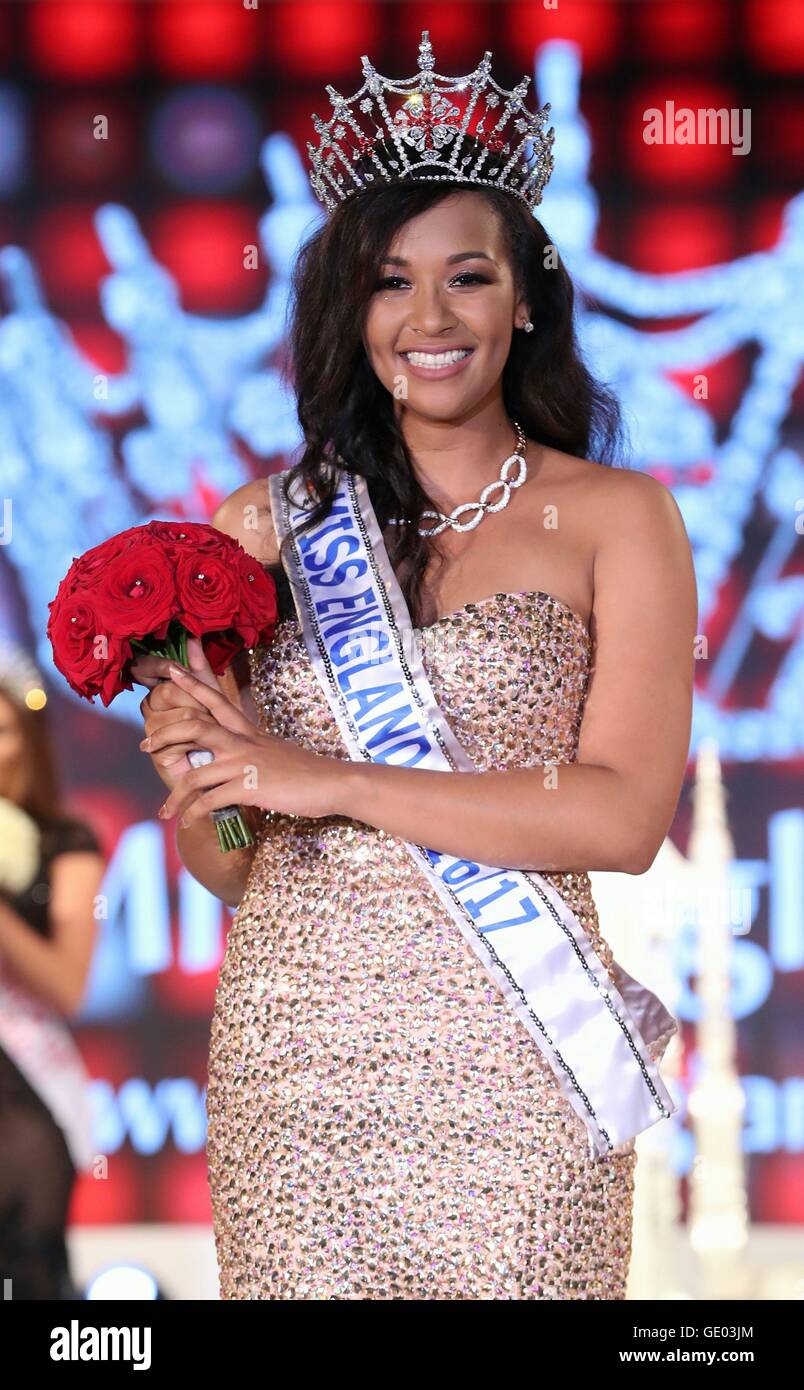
[327,471,697,874]
[0,850,105,1016]
[174,809,263,911]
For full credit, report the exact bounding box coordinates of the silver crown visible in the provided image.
[307,29,555,216]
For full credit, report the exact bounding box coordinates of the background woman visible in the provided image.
[0,643,104,1299]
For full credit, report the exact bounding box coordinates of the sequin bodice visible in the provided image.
[253,589,590,766]
[205,588,642,1300]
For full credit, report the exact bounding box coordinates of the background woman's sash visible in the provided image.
[0,959,95,1172]
[269,467,678,1160]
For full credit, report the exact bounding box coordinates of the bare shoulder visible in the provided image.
[211,477,279,567]
[531,446,696,638]
[579,460,697,639]
[537,446,689,553]
[585,460,692,555]
[529,444,642,514]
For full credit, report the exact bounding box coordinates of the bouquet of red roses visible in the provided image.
[47,520,278,852]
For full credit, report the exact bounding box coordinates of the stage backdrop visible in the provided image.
[0,0,801,1230]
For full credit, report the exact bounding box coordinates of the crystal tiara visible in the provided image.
[306,29,555,217]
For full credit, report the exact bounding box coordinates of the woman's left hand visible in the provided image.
[140,662,345,825]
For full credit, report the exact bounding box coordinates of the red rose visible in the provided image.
[143,520,232,554]
[60,560,84,598]
[232,554,278,649]
[46,594,110,699]
[97,633,135,706]
[93,542,175,639]
[202,631,244,674]
[174,550,238,636]
[69,532,131,589]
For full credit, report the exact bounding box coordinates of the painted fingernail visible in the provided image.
[167,664,184,678]
[158,803,169,818]
[141,737,152,750]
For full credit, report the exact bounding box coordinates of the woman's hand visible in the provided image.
[130,636,238,794]
[141,661,346,824]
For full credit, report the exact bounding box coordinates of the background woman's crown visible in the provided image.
[306,29,555,216]
[0,636,46,710]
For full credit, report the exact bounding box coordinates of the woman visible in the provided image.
[0,643,104,1299]
[133,35,695,1299]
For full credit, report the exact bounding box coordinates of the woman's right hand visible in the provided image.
[130,636,234,793]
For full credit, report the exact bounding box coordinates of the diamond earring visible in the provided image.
[521,320,534,333]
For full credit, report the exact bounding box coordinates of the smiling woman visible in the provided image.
[376,254,490,378]
[374,250,511,380]
[132,37,695,1302]
[280,129,627,630]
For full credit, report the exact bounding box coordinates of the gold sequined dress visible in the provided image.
[206,589,669,1300]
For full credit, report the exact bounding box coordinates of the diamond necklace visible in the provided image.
[386,421,528,537]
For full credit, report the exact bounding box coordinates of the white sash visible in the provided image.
[0,958,95,1172]
[269,466,678,1160]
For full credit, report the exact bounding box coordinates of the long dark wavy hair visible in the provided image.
[276,135,629,627]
